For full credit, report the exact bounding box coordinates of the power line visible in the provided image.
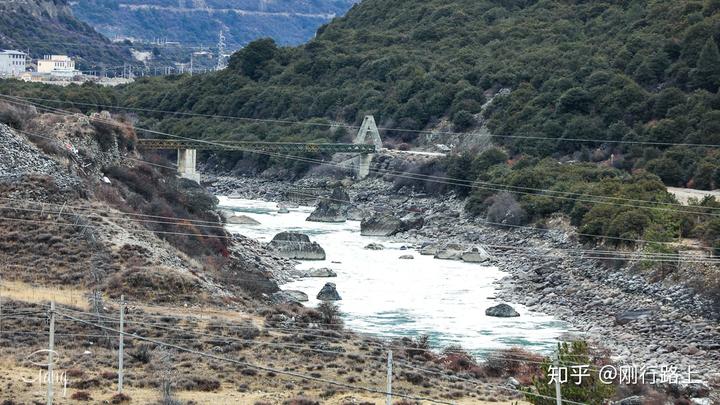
[4,93,720,148]
[56,310,460,405]
[1,213,714,263]
[54,307,591,403]
[8,94,720,219]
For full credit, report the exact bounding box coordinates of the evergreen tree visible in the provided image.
[692,38,720,92]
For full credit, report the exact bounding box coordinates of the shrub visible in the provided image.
[486,192,526,225]
[110,393,131,404]
[0,101,37,129]
[452,110,476,130]
[130,344,152,363]
[483,347,544,384]
[283,397,320,405]
[403,335,433,359]
[439,345,476,371]
[317,302,343,329]
[70,391,92,401]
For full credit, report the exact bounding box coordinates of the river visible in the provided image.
[219,197,569,357]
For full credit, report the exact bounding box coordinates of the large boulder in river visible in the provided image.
[301,267,337,277]
[317,282,341,301]
[226,214,261,225]
[306,188,350,223]
[267,232,326,260]
[462,245,492,263]
[272,290,309,303]
[485,303,520,317]
[434,243,465,260]
[360,213,424,236]
[419,242,439,255]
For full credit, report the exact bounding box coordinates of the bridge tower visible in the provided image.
[353,115,382,179]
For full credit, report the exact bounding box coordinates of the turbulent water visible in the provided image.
[220,197,570,357]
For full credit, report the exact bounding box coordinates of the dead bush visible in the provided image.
[110,393,131,404]
[401,335,434,360]
[317,302,343,329]
[0,101,37,129]
[130,344,152,364]
[70,391,92,401]
[283,398,320,405]
[485,192,526,225]
[178,376,221,392]
[440,345,476,372]
[482,347,544,384]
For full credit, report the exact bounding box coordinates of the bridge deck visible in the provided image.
[137,139,376,154]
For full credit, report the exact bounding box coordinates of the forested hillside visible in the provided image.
[30,0,719,187]
[0,0,132,69]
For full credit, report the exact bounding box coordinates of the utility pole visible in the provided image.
[554,353,562,405]
[118,295,125,393]
[47,302,55,405]
[0,274,3,339]
[386,350,393,405]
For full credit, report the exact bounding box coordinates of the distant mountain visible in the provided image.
[0,0,132,70]
[70,0,359,48]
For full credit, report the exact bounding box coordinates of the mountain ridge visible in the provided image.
[71,0,358,47]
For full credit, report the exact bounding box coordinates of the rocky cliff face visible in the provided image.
[0,107,287,305]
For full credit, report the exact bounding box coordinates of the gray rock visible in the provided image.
[682,382,711,398]
[614,396,643,405]
[317,282,341,301]
[434,243,465,260]
[399,254,414,260]
[267,232,326,260]
[226,214,261,225]
[302,267,337,277]
[360,213,424,236]
[461,245,491,263]
[272,290,309,303]
[346,207,368,221]
[306,187,350,222]
[277,203,290,214]
[364,243,385,250]
[485,303,520,317]
[615,309,656,325]
[419,243,438,255]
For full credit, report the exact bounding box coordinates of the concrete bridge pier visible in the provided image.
[353,115,382,180]
[177,148,200,182]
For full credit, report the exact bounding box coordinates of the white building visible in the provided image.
[37,55,79,78]
[0,50,27,77]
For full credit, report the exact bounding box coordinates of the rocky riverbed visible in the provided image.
[206,173,720,394]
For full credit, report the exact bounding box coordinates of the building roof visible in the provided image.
[0,50,26,55]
